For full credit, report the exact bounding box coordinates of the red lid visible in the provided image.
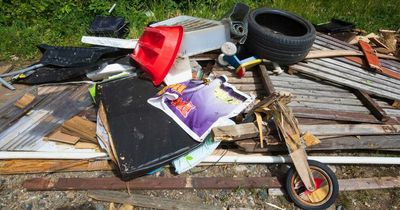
[130,26,184,86]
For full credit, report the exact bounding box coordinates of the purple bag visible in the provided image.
[148,76,253,141]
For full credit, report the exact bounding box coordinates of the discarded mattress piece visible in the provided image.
[96,76,199,179]
[148,75,253,141]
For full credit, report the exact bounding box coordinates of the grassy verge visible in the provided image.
[0,0,399,62]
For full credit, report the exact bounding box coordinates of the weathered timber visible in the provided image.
[300,124,400,136]
[14,93,36,109]
[46,130,80,145]
[292,62,400,100]
[23,177,282,191]
[293,108,381,123]
[0,159,114,174]
[62,116,97,142]
[89,190,222,210]
[235,135,400,152]
[212,123,259,141]
[258,64,275,96]
[354,89,389,121]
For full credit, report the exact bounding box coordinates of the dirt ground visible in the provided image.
[0,163,399,210]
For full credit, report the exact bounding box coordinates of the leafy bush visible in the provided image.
[0,0,399,61]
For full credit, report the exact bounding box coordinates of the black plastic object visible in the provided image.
[16,47,130,84]
[37,44,122,67]
[244,8,316,65]
[97,76,199,179]
[87,15,129,38]
[315,18,355,34]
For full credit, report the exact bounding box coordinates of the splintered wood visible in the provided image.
[212,123,259,141]
[14,93,35,109]
[62,116,97,142]
[46,130,80,145]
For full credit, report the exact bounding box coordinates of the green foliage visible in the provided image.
[0,0,399,61]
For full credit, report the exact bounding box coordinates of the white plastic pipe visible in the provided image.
[0,152,108,159]
[204,155,400,165]
[81,36,137,49]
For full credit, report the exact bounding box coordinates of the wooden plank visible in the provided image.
[275,87,358,99]
[89,190,221,210]
[317,58,400,86]
[305,59,400,93]
[305,49,398,60]
[74,142,101,150]
[46,130,80,145]
[288,101,370,113]
[300,124,400,136]
[292,95,363,106]
[354,89,389,121]
[258,64,275,96]
[62,116,97,142]
[273,81,351,92]
[0,159,114,174]
[293,108,381,123]
[340,176,400,191]
[314,34,400,71]
[14,93,35,109]
[236,135,400,152]
[23,176,282,191]
[212,123,258,141]
[292,64,400,101]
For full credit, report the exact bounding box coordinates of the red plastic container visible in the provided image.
[130,26,184,86]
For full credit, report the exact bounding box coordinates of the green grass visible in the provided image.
[0,0,399,62]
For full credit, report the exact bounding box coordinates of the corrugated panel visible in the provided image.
[0,84,93,151]
[291,33,400,101]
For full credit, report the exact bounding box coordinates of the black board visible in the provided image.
[97,76,199,179]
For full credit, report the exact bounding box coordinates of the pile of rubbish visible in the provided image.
[1,3,400,210]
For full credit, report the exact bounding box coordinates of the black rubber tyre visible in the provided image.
[245,8,316,65]
[285,160,339,210]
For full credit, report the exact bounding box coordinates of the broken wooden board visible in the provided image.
[353,89,389,121]
[300,124,400,136]
[74,142,101,150]
[0,159,114,174]
[235,135,400,152]
[293,108,382,124]
[46,130,80,145]
[212,123,258,141]
[291,59,400,101]
[14,93,35,109]
[258,64,275,96]
[62,116,96,143]
[23,176,282,191]
[305,50,399,61]
[89,190,222,210]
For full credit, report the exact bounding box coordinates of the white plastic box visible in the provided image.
[151,16,231,57]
